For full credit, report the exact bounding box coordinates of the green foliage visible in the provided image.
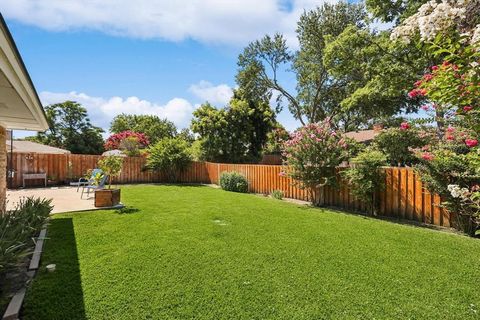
[343,149,387,214]
[219,172,248,193]
[374,127,432,166]
[191,91,275,163]
[415,148,477,196]
[146,138,192,182]
[282,121,352,205]
[415,40,480,136]
[264,124,290,155]
[270,190,284,200]
[323,25,427,129]
[110,114,177,144]
[119,136,142,156]
[98,156,123,188]
[27,101,104,154]
[188,140,205,161]
[415,147,480,234]
[365,0,429,23]
[0,197,52,275]
[237,2,366,127]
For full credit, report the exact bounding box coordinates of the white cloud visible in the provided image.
[189,81,233,105]
[1,0,336,46]
[39,91,198,133]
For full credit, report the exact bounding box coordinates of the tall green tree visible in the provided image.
[27,101,104,154]
[191,91,275,163]
[322,25,429,130]
[110,114,176,144]
[236,1,366,127]
[365,0,429,24]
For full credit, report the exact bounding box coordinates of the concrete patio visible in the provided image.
[7,186,96,213]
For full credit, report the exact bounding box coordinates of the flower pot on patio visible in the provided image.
[94,189,121,207]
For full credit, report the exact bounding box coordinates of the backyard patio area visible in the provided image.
[7,187,96,213]
[21,184,480,320]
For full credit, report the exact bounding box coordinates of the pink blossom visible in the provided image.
[465,139,478,148]
[421,105,430,111]
[400,122,410,130]
[421,152,434,161]
[431,65,439,71]
[463,106,473,112]
[423,74,433,81]
[279,171,286,177]
[408,88,426,99]
[446,126,455,133]
[414,80,423,87]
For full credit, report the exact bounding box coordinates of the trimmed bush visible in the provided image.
[219,172,248,193]
[271,190,284,200]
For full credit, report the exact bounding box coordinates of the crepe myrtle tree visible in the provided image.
[281,119,351,206]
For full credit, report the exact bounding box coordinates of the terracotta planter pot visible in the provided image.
[94,189,121,207]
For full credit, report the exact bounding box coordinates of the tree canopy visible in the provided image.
[27,101,104,154]
[322,25,429,130]
[109,114,177,144]
[191,90,275,163]
[365,0,430,24]
[236,2,366,128]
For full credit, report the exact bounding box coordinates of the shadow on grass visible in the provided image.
[22,218,86,320]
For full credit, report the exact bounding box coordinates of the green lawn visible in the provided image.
[23,185,480,319]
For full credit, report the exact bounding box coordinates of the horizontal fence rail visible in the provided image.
[7,152,450,227]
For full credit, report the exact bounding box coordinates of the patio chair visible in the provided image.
[81,174,108,199]
[76,169,103,192]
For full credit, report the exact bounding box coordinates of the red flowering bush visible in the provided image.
[281,120,352,205]
[104,131,150,154]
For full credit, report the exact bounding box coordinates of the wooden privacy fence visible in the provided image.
[7,153,209,188]
[7,152,450,227]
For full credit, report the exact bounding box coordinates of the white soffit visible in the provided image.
[0,15,49,131]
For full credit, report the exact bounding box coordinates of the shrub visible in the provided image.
[98,155,123,188]
[373,126,433,166]
[0,197,53,275]
[414,146,480,235]
[271,190,284,200]
[219,172,248,193]
[343,149,387,215]
[146,138,192,182]
[282,120,351,206]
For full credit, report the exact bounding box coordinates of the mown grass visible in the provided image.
[23,185,480,319]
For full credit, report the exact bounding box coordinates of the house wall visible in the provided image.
[0,125,6,210]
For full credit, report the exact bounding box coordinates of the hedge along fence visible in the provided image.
[8,152,449,228]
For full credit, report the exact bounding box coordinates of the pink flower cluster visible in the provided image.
[104,131,150,150]
[408,88,427,99]
[421,152,434,161]
[465,139,478,148]
[282,120,348,159]
[400,122,410,130]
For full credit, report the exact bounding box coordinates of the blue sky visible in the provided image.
[3,0,330,138]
